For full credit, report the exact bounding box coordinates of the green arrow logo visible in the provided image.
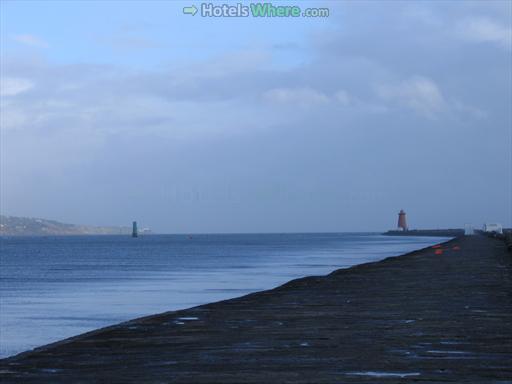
[183,5,198,16]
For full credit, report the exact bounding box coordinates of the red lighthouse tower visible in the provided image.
[397,210,408,231]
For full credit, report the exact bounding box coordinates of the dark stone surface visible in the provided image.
[383,229,464,237]
[1,235,511,383]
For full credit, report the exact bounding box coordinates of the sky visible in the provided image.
[0,0,511,233]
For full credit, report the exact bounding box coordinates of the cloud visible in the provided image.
[334,90,351,106]
[456,17,512,49]
[1,1,511,230]
[0,56,277,137]
[12,34,48,48]
[0,77,33,97]
[263,87,329,106]
[376,76,445,117]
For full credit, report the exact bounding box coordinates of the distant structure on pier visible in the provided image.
[397,210,408,231]
[464,223,475,236]
[132,221,138,238]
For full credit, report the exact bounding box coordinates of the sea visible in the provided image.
[0,233,449,358]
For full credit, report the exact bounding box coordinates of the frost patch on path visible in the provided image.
[172,316,200,325]
[440,341,468,345]
[427,350,472,354]
[346,371,421,378]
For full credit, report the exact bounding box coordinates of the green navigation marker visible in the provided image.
[183,5,198,16]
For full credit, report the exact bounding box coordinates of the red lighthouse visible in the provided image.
[397,210,408,231]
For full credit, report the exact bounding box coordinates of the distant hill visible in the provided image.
[0,215,134,236]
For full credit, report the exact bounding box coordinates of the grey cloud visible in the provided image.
[1,1,510,232]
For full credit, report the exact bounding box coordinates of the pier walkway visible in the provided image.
[1,235,511,383]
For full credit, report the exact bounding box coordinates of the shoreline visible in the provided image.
[0,236,452,361]
[1,235,511,382]
[0,233,449,360]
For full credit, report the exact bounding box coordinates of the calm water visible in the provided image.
[0,233,449,358]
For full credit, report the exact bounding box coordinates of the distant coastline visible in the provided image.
[0,215,134,236]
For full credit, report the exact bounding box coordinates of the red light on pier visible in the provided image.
[397,210,408,231]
